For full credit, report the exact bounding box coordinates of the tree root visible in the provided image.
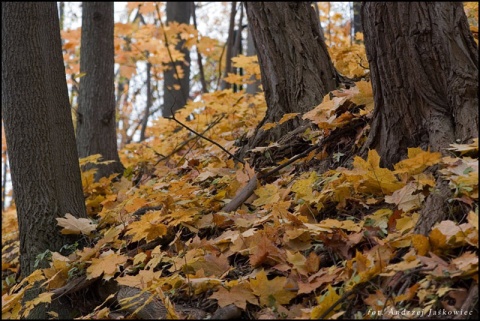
[414,179,451,235]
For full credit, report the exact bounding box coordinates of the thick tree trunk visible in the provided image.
[360,2,478,168]
[2,1,88,277]
[237,2,339,161]
[2,2,88,318]
[163,2,192,118]
[76,2,124,180]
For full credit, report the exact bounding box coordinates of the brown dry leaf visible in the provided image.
[189,253,231,277]
[394,283,420,302]
[450,251,478,277]
[298,268,339,295]
[441,288,468,311]
[385,182,425,212]
[418,253,456,278]
[249,232,286,267]
[364,289,387,310]
[210,282,258,309]
[56,213,97,235]
[249,270,297,307]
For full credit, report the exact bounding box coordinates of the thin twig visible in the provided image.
[154,114,225,166]
[167,114,244,164]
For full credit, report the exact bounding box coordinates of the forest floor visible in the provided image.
[2,66,479,319]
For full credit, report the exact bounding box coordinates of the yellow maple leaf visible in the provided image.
[292,171,318,203]
[350,81,374,113]
[310,285,341,319]
[394,148,442,175]
[117,269,162,289]
[317,218,363,232]
[125,212,168,242]
[347,149,404,194]
[86,252,127,280]
[56,213,97,235]
[249,270,297,307]
[22,292,53,318]
[252,184,280,207]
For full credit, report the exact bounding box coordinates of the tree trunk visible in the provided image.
[139,61,152,142]
[352,1,362,37]
[245,25,260,95]
[220,1,237,91]
[237,2,339,161]
[360,2,478,168]
[191,2,208,94]
[2,2,88,318]
[163,2,192,118]
[76,2,124,180]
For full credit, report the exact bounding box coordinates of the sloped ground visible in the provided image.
[2,52,478,319]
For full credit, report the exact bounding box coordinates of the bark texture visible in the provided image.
[361,2,478,167]
[238,2,338,160]
[76,2,124,180]
[2,2,87,318]
[2,1,87,277]
[163,2,192,118]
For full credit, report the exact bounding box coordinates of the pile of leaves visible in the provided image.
[2,46,478,320]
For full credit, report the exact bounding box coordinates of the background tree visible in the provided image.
[2,2,88,318]
[352,2,362,37]
[245,27,260,95]
[163,2,192,117]
[76,2,124,180]
[238,2,339,160]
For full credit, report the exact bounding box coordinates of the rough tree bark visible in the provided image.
[163,2,192,118]
[2,2,88,318]
[361,2,478,238]
[76,2,124,180]
[360,2,478,168]
[237,2,339,161]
